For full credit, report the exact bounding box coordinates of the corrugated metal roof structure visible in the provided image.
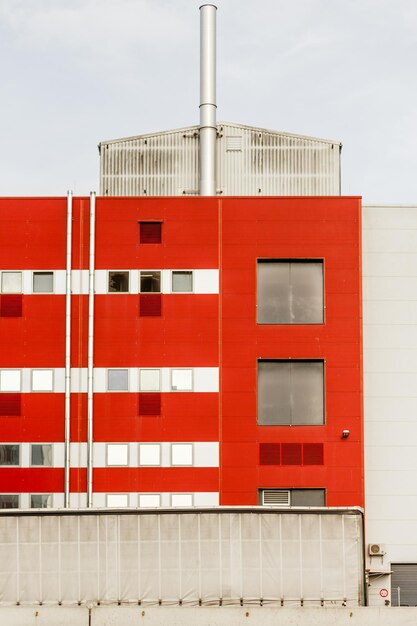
[99,122,341,196]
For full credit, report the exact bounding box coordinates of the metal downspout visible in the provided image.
[64,191,73,508]
[199,4,217,196]
[87,192,96,508]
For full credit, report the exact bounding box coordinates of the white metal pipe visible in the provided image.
[64,191,73,508]
[199,4,217,196]
[87,192,96,508]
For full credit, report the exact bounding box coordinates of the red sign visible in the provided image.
[379,588,389,598]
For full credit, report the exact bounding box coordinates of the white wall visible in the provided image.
[363,206,417,579]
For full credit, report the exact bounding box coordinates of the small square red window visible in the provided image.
[259,443,280,465]
[140,222,162,244]
[139,393,161,416]
[281,443,302,465]
[139,294,162,317]
[0,295,22,317]
[0,394,21,416]
[303,443,324,465]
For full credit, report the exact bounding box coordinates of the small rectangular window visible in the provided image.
[172,271,193,293]
[171,494,193,507]
[139,444,161,466]
[257,260,323,324]
[1,271,22,294]
[258,360,324,426]
[0,370,21,392]
[140,271,161,293]
[33,272,54,293]
[139,494,161,508]
[108,271,129,293]
[107,444,129,466]
[31,444,53,466]
[139,369,160,392]
[171,443,193,466]
[140,222,162,244]
[106,494,129,508]
[0,294,23,317]
[108,369,129,391]
[171,369,193,392]
[0,444,20,466]
[0,394,21,416]
[0,494,19,509]
[30,494,53,508]
[31,369,54,392]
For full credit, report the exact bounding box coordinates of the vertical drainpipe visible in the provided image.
[87,192,96,508]
[199,4,217,196]
[64,191,73,508]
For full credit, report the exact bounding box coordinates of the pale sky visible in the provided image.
[0,0,416,202]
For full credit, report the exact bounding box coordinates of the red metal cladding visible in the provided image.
[0,394,21,416]
[281,444,303,466]
[303,443,324,465]
[259,443,280,465]
[138,393,161,416]
[0,294,23,317]
[139,221,162,244]
[139,294,162,317]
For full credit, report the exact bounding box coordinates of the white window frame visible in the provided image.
[171,443,193,467]
[171,368,193,392]
[0,443,21,467]
[30,444,53,467]
[139,369,161,392]
[138,443,161,466]
[107,270,130,294]
[138,493,161,508]
[0,493,20,508]
[171,493,194,507]
[30,494,53,508]
[107,368,129,392]
[0,369,22,392]
[106,443,129,467]
[31,369,54,392]
[139,270,162,293]
[32,271,54,294]
[0,271,22,294]
[106,494,129,508]
[171,270,193,293]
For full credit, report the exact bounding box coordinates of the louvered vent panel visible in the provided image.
[281,443,302,465]
[262,490,290,506]
[139,294,162,317]
[0,394,21,416]
[259,443,280,465]
[0,294,23,317]
[226,136,242,151]
[140,222,162,243]
[303,443,324,465]
[139,393,161,416]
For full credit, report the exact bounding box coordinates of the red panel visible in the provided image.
[0,295,22,317]
[0,468,63,491]
[70,393,88,442]
[139,222,162,244]
[139,294,162,317]
[259,443,280,465]
[303,443,324,465]
[281,444,302,465]
[138,393,161,416]
[93,467,219,492]
[0,394,21,416]
[70,467,87,493]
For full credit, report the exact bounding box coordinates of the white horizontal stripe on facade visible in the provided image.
[0,270,67,295]
[70,442,88,467]
[92,492,219,508]
[0,443,65,468]
[10,493,65,509]
[93,367,219,393]
[93,442,219,468]
[94,269,219,294]
[0,368,65,393]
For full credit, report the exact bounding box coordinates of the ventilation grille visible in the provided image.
[259,443,324,466]
[0,295,23,317]
[262,490,290,506]
[226,136,242,151]
[139,393,161,416]
[139,294,162,317]
[139,222,162,244]
[0,394,21,416]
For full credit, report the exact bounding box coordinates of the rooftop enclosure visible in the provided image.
[99,123,341,197]
[0,508,365,607]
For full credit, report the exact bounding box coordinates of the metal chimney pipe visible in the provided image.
[199,4,217,196]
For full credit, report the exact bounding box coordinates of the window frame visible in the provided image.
[171,443,193,467]
[0,444,21,467]
[0,494,20,509]
[0,271,23,294]
[31,369,54,393]
[171,270,194,294]
[171,368,193,392]
[106,443,129,467]
[0,369,22,393]
[138,493,161,508]
[106,493,129,508]
[139,270,162,293]
[256,258,325,325]
[30,494,53,508]
[139,221,162,245]
[139,369,161,392]
[138,443,161,467]
[107,368,129,392]
[32,271,54,293]
[107,270,130,294]
[170,493,194,507]
[257,359,325,426]
[30,444,53,467]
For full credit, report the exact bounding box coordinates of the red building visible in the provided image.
[0,195,363,509]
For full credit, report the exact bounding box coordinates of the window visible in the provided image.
[257,260,323,324]
[31,444,53,466]
[171,443,193,466]
[107,444,129,466]
[33,272,54,293]
[108,369,129,391]
[258,360,324,425]
[0,444,20,466]
[171,494,193,507]
[259,489,325,507]
[139,444,161,466]
[0,370,21,392]
[108,271,129,293]
[106,494,129,508]
[31,369,54,392]
[30,494,53,508]
[1,271,22,294]
[171,369,193,391]
[0,494,19,509]
[139,369,160,392]
[139,222,162,244]
[140,271,161,293]
[139,494,160,508]
[172,271,193,293]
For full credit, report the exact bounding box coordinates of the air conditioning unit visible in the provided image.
[368,543,385,556]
